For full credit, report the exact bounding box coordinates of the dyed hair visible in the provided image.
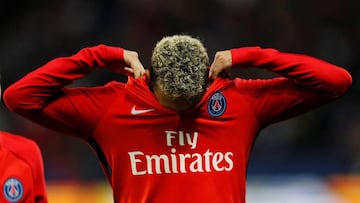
[151,35,209,102]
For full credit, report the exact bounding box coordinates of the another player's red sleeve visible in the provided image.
[231,47,352,126]
[3,45,126,138]
[1,132,48,203]
[22,139,48,203]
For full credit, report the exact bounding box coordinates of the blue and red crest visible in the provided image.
[3,178,23,202]
[208,92,226,117]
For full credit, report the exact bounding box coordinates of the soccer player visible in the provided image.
[0,84,48,203]
[3,35,352,203]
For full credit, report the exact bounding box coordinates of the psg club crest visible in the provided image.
[208,92,226,117]
[3,178,23,202]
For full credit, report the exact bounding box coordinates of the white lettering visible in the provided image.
[128,151,146,175]
[189,153,203,172]
[128,149,234,175]
[166,131,177,147]
[179,131,185,146]
[187,132,198,149]
[204,149,213,172]
[165,131,199,149]
[212,152,224,171]
[128,130,234,175]
[224,152,234,171]
[146,154,170,174]
[179,153,191,173]
[170,148,178,173]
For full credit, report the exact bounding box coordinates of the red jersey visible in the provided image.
[3,45,352,203]
[0,131,47,203]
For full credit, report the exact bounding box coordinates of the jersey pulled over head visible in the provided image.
[150,35,210,111]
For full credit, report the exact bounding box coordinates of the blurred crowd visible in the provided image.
[0,0,359,181]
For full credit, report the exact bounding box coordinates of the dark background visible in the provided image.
[0,0,359,182]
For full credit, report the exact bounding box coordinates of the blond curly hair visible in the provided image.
[151,35,209,102]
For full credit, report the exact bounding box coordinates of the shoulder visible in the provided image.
[233,77,291,90]
[91,81,126,92]
[64,81,126,96]
[0,131,39,152]
[0,131,42,165]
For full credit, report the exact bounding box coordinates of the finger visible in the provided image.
[131,68,139,78]
[125,66,143,78]
[133,67,143,79]
[209,63,220,80]
[210,68,219,80]
[132,61,145,77]
[208,68,214,79]
[136,62,146,75]
[144,69,150,80]
[124,67,134,74]
[126,67,142,78]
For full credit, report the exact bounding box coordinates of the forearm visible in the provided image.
[230,47,352,98]
[4,44,124,112]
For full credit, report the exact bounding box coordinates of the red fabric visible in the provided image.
[0,131,48,203]
[3,45,352,203]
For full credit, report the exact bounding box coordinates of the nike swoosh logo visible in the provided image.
[131,105,155,115]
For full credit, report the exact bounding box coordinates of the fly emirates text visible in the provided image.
[128,131,234,175]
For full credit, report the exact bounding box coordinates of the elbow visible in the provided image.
[3,83,48,114]
[3,85,28,113]
[329,68,352,98]
[3,85,19,112]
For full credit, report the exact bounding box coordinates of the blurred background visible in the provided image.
[0,0,359,202]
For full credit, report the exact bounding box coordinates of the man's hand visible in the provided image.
[209,50,232,80]
[123,50,145,78]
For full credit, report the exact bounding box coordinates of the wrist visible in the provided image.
[230,46,262,66]
[97,44,124,62]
